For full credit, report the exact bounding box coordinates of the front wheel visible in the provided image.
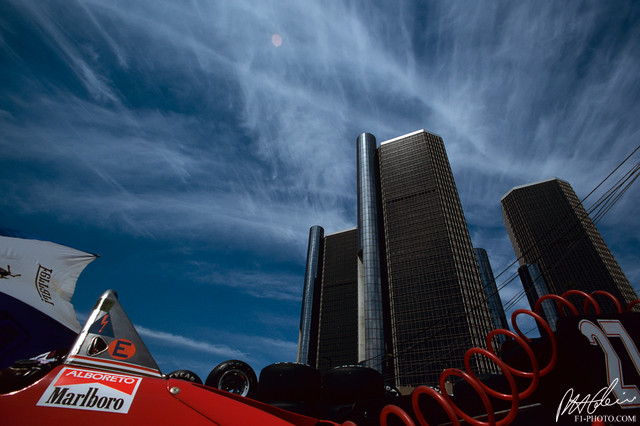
[205,360,257,398]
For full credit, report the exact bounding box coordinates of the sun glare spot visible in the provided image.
[271,34,282,47]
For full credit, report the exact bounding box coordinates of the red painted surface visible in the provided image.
[0,364,336,426]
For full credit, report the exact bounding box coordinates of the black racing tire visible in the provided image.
[257,362,321,403]
[205,360,257,398]
[322,365,385,406]
[168,369,202,384]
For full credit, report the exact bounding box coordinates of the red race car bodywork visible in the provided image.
[0,290,338,426]
[2,364,335,425]
[2,289,640,426]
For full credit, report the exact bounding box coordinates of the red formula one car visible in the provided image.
[2,289,640,426]
[0,290,342,425]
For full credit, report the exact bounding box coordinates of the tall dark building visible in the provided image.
[356,134,387,373]
[297,226,324,366]
[378,131,494,386]
[501,178,637,312]
[474,248,510,339]
[298,130,496,387]
[315,229,359,372]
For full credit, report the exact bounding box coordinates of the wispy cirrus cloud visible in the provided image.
[1,0,639,373]
[4,0,637,245]
[191,267,305,301]
[136,324,248,359]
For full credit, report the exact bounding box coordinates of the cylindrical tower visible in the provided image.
[297,225,324,365]
[474,248,509,345]
[518,263,560,333]
[356,133,386,373]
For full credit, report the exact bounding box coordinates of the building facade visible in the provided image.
[378,131,494,386]
[517,263,560,333]
[298,130,496,386]
[474,248,510,340]
[356,133,387,373]
[315,228,359,372]
[297,226,324,366]
[501,178,637,312]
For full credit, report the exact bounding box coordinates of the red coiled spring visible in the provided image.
[373,290,639,426]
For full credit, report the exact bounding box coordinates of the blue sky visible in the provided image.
[1,1,639,381]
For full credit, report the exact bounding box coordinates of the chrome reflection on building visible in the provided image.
[356,133,387,373]
[518,263,559,333]
[297,225,324,365]
[297,130,498,386]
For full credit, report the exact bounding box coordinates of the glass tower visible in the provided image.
[299,130,497,386]
[356,133,387,373]
[518,263,559,332]
[297,226,324,365]
[501,178,637,313]
[474,248,510,342]
[377,130,495,386]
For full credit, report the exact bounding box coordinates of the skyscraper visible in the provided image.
[298,130,496,387]
[501,178,637,312]
[297,226,324,366]
[315,228,359,372]
[474,248,510,339]
[356,134,387,374]
[377,130,494,386]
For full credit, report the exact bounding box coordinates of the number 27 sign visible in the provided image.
[579,319,640,408]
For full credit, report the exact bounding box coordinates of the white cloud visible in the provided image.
[193,268,304,301]
[4,0,637,247]
[136,324,248,359]
[2,0,639,368]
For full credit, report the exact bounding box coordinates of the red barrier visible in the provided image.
[560,289,601,314]
[534,294,578,317]
[380,404,417,426]
[378,291,640,426]
[590,290,623,313]
[411,385,459,426]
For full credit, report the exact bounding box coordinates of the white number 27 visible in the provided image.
[579,319,640,408]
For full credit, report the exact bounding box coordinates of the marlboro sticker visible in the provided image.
[37,367,142,414]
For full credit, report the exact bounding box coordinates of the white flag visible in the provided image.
[0,235,97,332]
